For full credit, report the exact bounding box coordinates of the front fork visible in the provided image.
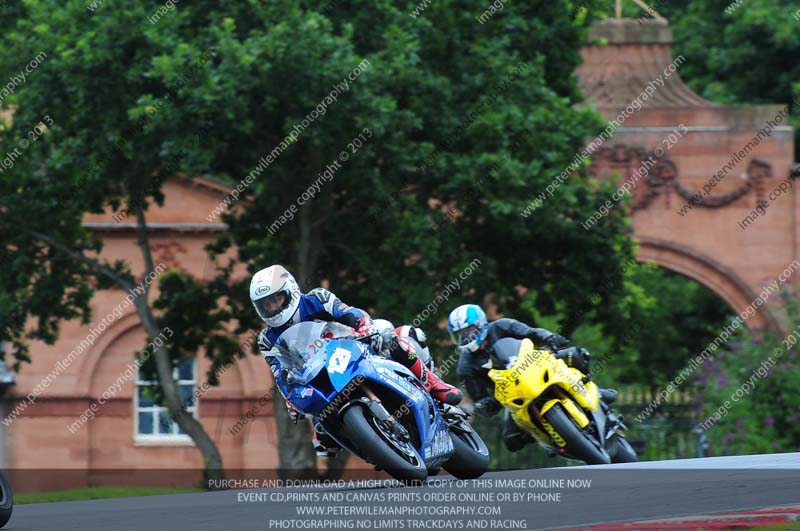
[340,383,411,442]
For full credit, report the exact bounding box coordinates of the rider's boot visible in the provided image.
[501,410,531,452]
[409,358,462,405]
[312,423,341,458]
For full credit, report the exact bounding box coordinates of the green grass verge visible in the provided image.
[15,485,204,505]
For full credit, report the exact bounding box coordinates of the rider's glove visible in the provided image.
[474,396,503,417]
[374,327,399,356]
[544,333,569,351]
[285,397,300,423]
[354,316,375,337]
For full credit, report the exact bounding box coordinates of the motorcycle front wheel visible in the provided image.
[543,404,611,465]
[342,403,427,482]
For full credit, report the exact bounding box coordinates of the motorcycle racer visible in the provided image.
[374,320,437,374]
[251,265,462,455]
[447,303,617,452]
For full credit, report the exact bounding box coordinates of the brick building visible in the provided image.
[3,177,284,491]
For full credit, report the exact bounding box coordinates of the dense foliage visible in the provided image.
[698,286,800,455]
[622,0,800,157]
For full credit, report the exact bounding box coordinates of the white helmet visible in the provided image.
[372,319,395,334]
[249,265,301,327]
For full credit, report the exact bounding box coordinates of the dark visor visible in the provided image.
[455,325,480,346]
[255,291,289,319]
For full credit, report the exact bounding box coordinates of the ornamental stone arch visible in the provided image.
[74,299,256,402]
[636,237,779,332]
[576,19,800,334]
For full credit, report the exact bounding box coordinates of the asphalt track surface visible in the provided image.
[9,453,800,531]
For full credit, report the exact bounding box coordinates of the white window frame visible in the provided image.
[134,357,197,445]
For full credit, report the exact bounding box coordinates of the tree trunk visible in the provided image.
[272,397,317,480]
[30,208,227,486]
[134,206,224,485]
[267,202,321,479]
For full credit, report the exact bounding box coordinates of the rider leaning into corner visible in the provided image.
[447,304,618,452]
[250,264,462,456]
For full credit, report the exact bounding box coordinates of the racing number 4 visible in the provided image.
[329,347,352,374]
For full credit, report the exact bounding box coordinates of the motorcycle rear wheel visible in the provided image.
[343,404,427,482]
[609,436,638,463]
[543,404,610,465]
[443,428,490,479]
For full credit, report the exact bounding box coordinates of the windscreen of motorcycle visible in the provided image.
[275,321,355,378]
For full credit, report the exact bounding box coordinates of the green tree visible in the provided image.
[614,264,733,387]
[190,0,639,474]
[0,1,230,480]
[658,0,800,156]
[520,263,732,389]
[1,0,640,479]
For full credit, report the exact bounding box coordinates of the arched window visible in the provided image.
[134,357,197,441]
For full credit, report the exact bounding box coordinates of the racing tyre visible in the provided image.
[442,429,490,479]
[0,471,12,528]
[542,404,611,465]
[343,404,427,482]
[609,436,638,463]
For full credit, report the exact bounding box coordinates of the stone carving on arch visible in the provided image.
[636,237,781,333]
[588,144,773,211]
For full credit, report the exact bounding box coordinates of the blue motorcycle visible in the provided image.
[275,321,490,482]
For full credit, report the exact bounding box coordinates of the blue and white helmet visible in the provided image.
[448,304,489,355]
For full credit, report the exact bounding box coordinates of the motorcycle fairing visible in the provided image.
[489,338,601,447]
[365,355,454,465]
[289,338,454,467]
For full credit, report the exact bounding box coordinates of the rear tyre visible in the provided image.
[542,404,610,465]
[442,429,490,479]
[609,436,638,463]
[0,471,13,528]
[342,404,427,482]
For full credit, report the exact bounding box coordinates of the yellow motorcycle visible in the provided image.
[488,338,636,464]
